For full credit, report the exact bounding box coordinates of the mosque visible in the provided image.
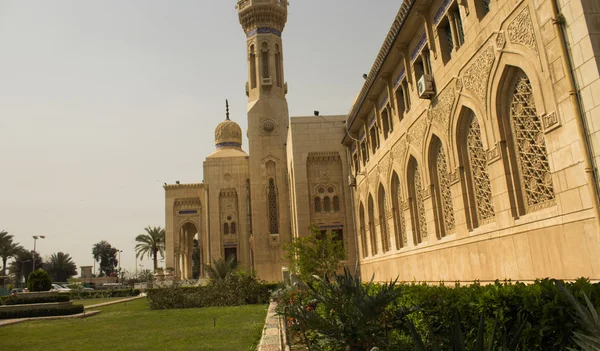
[164,0,600,283]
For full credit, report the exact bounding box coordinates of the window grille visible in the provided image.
[314,197,322,213]
[414,166,427,243]
[224,223,229,235]
[324,196,331,212]
[436,145,455,235]
[268,178,279,234]
[378,186,391,252]
[333,196,340,212]
[231,222,237,234]
[466,115,495,224]
[509,72,555,210]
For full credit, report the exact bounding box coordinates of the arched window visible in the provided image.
[359,203,368,258]
[249,45,257,89]
[275,44,282,87]
[368,194,378,255]
[333,196,340,212]
[323,196,331,212]
[223,223,230,235]
[268,178,279,234]
[230,222,237,234]
[409,157,427,244]
[462,110,495,227]
[314,197,322,213]
[431,139,455,237]
[391,172,406,249]
[378,184,391,253]
[507,70,555,212]
[261,42,269,79]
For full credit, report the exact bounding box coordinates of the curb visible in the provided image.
[0,310,101,328]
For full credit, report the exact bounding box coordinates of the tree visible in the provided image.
[284,226,346,282]
[135,226,165,272]
[44,252,77,282]
[192,239,200,279]
[8,248,43,285]
[92,240,118,277]
[27,269,52,292]
[0,232,23,276]
[204,257,237,281]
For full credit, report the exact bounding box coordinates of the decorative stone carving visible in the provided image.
[320,169,331,179]
[542,112,560,132]
[466,115,496,223]
[378,156,393,181]
[262,119,276,133]
[224,173,233,182]
[486,143,500,163]
[455,77,463,92]
[463,46,495,102]
[408,117,428,149]
[428,82,455,129]
[496,32,506,50]
[507,7,539,55]
[392,137,408,164]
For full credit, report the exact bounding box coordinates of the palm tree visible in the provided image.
[203,257,237,281]
[0,232,22,276]
[135,226,165,272]
[44,252,77,282]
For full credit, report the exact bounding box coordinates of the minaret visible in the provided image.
[237,0,290,282]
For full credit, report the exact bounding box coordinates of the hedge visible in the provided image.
[278,273,600,351]
[69,289,140,300]
[147,276,279,310]
[1,294,70,306]
[0,304,84,319]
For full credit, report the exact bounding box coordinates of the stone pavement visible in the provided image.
[258,301,290,351]
[83,294,145,309]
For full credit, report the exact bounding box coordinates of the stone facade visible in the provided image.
[342,0,600,282]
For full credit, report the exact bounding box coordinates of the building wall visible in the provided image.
[203,152,251,273]
[287,116,358,270]
[344,0,600,282]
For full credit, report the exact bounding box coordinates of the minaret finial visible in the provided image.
[226,99,230,120]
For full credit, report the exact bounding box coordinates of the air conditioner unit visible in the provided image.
[262,77,272,86]
[348,174,356,187]
[417,74,434,99]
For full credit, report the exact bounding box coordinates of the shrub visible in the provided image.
[1,294,70,305]
[69,288,140,300]
[27,270,52,292]
[147,276,276,310]
[0,304,84,319]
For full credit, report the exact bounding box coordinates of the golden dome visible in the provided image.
[215,100,242,149]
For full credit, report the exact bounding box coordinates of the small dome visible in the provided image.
[215,100,242,149]
[215,119,242,148]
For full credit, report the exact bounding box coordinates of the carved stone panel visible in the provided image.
[408,117,428,149]
[428,81,456,129]
[507,7,539,55]
[463,46,495,103]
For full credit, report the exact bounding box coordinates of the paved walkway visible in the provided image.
[0,310,101,327]
[258,301,288,351]
[83,295,145,309]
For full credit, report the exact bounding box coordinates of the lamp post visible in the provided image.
[32,235,46,273]
[17,260,31,288]
[118,250,123,283]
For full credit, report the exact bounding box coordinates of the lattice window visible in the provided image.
[223,223,229,235]
[268,178,279,234]
[333,196,340,212]
[250,45,257,89]
[261,43,269,78]
[391,174,407,249]
[509,72,555,211]
[414,166,428,243]
[359,204,368,258]
[230,222,237,234]
[368,195,378,255]
[378,185,391,253]
[314,197,322,213]
[467,115,495,224]
[436,145,456,235]
[324,196,331,212]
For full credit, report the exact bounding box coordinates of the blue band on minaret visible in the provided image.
[246,27,282,38]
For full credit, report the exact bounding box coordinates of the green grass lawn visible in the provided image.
[0,299,268,351]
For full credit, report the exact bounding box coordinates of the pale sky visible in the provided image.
[0,0,401,273]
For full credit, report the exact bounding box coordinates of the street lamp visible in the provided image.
[32,235,46,273]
